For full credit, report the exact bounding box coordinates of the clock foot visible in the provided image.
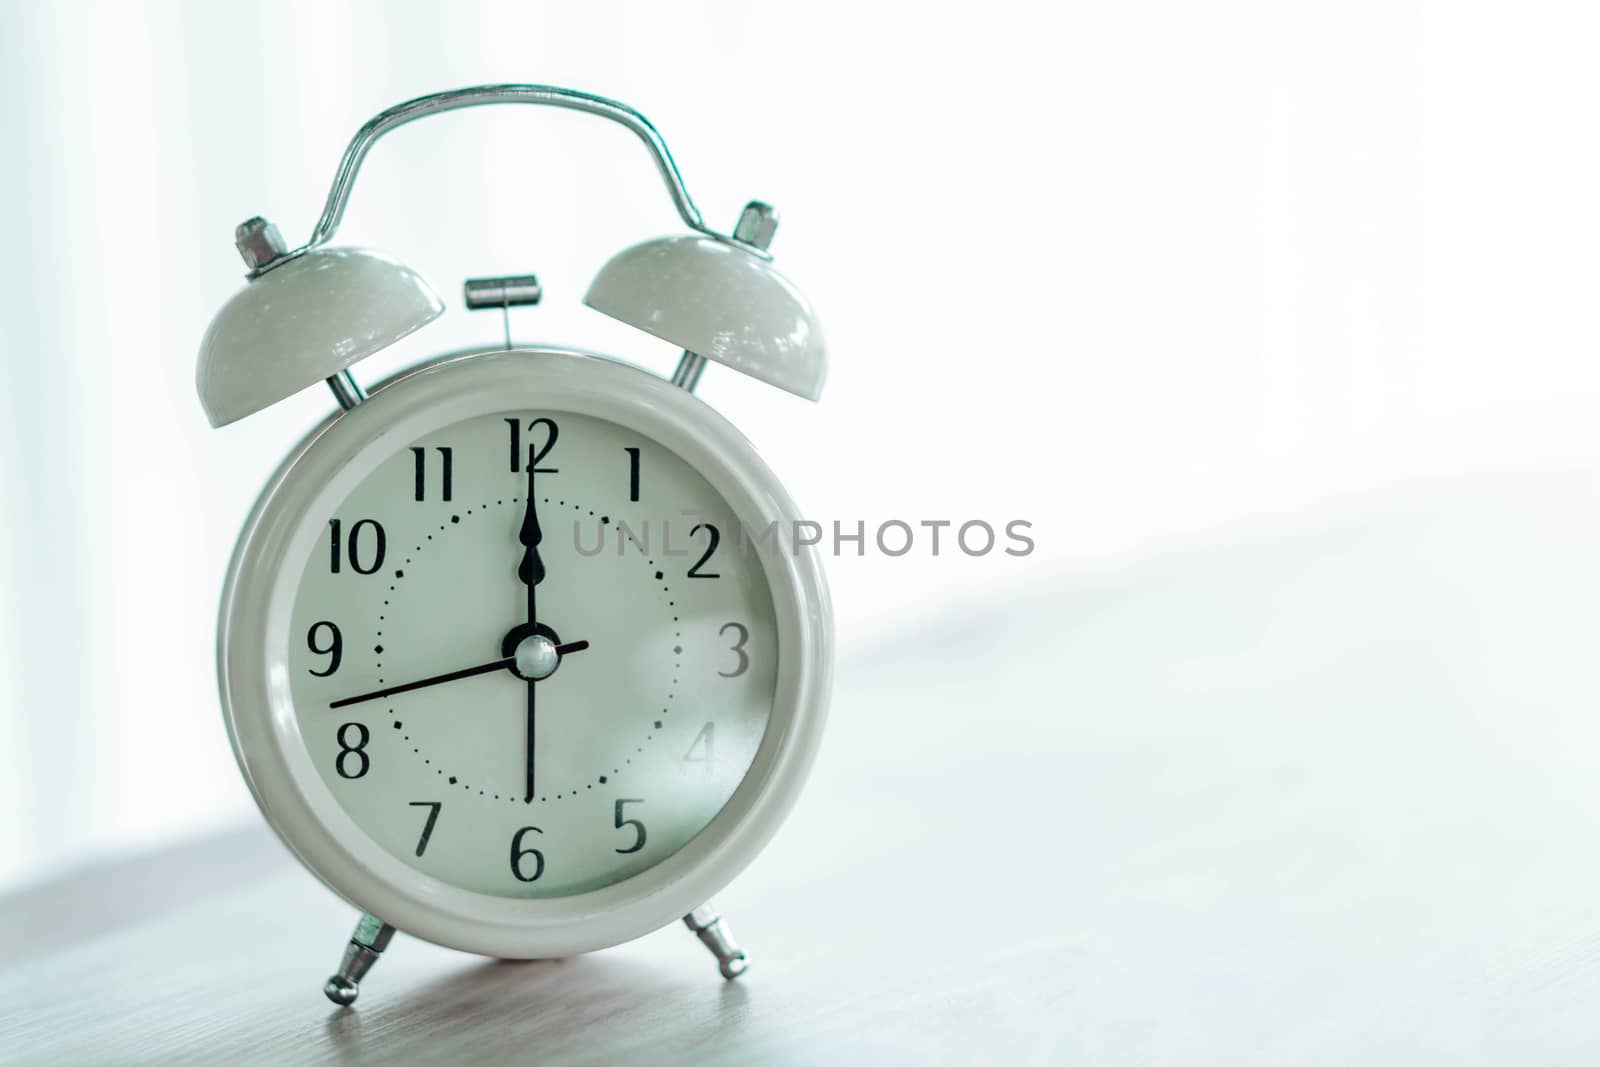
[683,901,748,980]
[323,912,396,1006]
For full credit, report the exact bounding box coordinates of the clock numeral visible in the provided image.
[625,446,641,502]
[506,417,559,473]
[328,518,387,575]
[614,798,647,854]
[683,722,716,774]
[306,621,343,677]
[408,801,441,857]
[335,722,370,779]
[718,622,750,678]
[509,826,545,882]
[410,446,453,502]
[687,523,721,579]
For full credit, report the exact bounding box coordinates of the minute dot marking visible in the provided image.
[373,491,692,798]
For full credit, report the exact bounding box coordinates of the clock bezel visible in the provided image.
[218,346,832,959]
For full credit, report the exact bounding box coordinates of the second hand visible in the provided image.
[518,449,546,803]
[325,640,589,710]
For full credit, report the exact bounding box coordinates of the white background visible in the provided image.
[1,0,1597,890]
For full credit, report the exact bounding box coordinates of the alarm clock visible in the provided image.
[195,86,832,1006]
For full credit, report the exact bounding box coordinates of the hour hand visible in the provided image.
[518,465,544,589]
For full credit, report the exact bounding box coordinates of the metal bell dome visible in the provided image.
[197,87,827,424]
[196,221,443,428]
[584,209,826,401]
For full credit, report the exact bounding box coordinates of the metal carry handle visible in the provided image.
[300,84,717,253]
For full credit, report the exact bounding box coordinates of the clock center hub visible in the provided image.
[512,634,560,681]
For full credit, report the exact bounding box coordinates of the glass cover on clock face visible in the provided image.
[288,409,778,898]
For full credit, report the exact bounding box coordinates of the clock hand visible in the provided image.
[329,657,512,708]
[326,640,590,710]
[518,460,545,592]
[518,455,545,803]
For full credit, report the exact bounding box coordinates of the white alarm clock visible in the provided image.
[195,86,832,1005]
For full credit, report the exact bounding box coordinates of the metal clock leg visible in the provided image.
[323,912,396,1006]
[683,901,748,980]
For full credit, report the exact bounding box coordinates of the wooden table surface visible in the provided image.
[5,475,1600,1065]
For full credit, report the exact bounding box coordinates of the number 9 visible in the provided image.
[307,621,343,677]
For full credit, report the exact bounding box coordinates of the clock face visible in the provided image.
[288,409,778,899]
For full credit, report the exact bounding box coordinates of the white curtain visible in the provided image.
[3,0,1597,888]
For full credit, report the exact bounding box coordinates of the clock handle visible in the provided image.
[299,84,720,255]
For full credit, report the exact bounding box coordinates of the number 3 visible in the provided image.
[719,622,749,677]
